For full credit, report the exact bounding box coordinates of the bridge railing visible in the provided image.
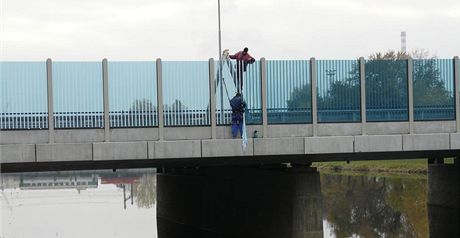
[1,57,459,133]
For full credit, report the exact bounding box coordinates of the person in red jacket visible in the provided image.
[229,47,255,92]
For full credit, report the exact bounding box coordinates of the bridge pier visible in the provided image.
[156,166,323,238]
[427,157,460,238]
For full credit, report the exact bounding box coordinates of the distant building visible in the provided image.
[20,174,98,191]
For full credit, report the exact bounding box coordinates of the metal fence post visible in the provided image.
[260,58,268,138]
[359,57,367,135]
[454,56,459,132]
[310,58,317,136]
[408,58,414,134]
[209,58,217,139]
[46,58,54,143]
[156,58,164,140]
[102,58,110,141]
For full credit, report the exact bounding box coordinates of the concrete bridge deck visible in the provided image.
[2,57,460,171]
[2,121,459,172]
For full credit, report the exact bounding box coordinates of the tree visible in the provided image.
[133,174,156,208]
[411,50,453,108]
[286,50,453,119]
[129,98,156,112]
[164,99,188,112]
[321,173,426,238]
[286,83,312,110]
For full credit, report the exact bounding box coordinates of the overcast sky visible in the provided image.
[1,0,459,60]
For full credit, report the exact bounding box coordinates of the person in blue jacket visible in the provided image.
[230,92,247,138]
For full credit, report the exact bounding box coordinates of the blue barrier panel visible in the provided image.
[243,60,262,125]
[0,62,48,129]
[413,59,455,121]
[317,60,360,123]
[108,61,157,127]
[266,60,311,124]
[365,59,408,122]
[216,60,261,125]
[53,62,103,128]
[162,61,209,126]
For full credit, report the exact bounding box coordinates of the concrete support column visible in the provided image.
[157,167,323,237]
[310,58,317,136]
[454,56,459,132]
[156,58,164,141]
[102,58,110,142]
[208,58,216,139]
[359,57,367,135]
[260,58,268,138]
[46,58,54,143]
[427,160,460,237]
[408,58,414,134]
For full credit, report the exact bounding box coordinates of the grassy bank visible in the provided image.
[313,158,455,174]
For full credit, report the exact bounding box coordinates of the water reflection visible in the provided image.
[2,168,455,238]
[1,169,157,238]
[321,172,429,238]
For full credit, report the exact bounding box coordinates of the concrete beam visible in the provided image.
[54,129,104,143]
[266,124,311,138]
[0,130,48,144]
[317,123,361,136]
[0,144,36,163]
[310,58,318,136]
[260,58,268,138]
[450,133,460,149]
[110,128,159,142]
[148,140,201,159]
[164,127,211,140]
[36,143,92,162]
[254,137,304,155]
[102,58,110,142]
[366,122,409,135]
[156,58,164,140]
[209,58,217,139]
[305,136,354,154]
[414,121,456,134]
[359,57,366,135]
[408,58,414,134]
[46,58,54,143]
[260,58,268,137]
[216,125,263,139]
[454,56,459,132]
[354,135,402,152]
[93,142,147,160]
[202,139,254,157]
[403,134,450,151]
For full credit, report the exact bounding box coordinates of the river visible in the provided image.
[0,168,432,237]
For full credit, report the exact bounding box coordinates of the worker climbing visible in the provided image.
[229,47,255,93]
[217,47,254,148]
[230,92,246,139]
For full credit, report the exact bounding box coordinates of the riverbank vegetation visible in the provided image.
[313,158,455,174]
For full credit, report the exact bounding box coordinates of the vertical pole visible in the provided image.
[46,58,54,143]
[217,0,224,125]
[359,57,367,135]
[156,58,164,141]
[310,58,317,137]
[209,58,217,139]
[454,56,459,132]
[260,58,268,138]
[407,58,414,134]
[102,58,110,142]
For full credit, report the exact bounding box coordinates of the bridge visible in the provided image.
[1,57,460,170]
[2,56,459,236]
